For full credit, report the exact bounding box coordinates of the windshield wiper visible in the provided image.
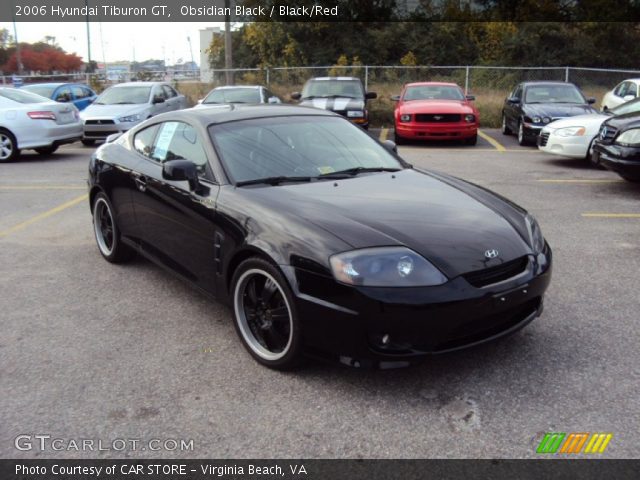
[236,176,314,187]
[94,102,105,105]
[113,102,135,104]
[320,167,402,178]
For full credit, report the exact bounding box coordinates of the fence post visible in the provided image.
[365,65,369,91]
[565,66,570,82]
[266,67,270,87]
[464,66,470,94]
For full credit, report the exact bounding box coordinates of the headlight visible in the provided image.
[118,114,142,123]
[532,116,542,124]
[525,214,545,254]
[347,110,364,118]
[399,114,411,122]
[615,128,640,146]
[555,126,586,137]
[329,247,448,287]
[464,114,475,123]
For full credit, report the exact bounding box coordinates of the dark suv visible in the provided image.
[291,77,377,129]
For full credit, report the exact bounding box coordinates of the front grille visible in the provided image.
[85,130,119,138]
[539,131,550,147]
[415,113,461,123]
[85,119,115,125]
[462,256,529,288]
[597,124,618,144]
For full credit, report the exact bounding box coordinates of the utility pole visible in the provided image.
[85,0,93,72]
[224,0,233,85]
[12,9,23,74]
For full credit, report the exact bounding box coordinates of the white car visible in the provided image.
[81,82,187,145]
[0,87,82,162]
[538,97,640,162]
[195,85,282,107]
[600,79,640,111]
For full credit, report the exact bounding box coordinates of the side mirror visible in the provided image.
[382,140,397,154]
[197,98,203,105]
[290,92,301,101]
[163,159,202,192]
[268,96,281,104]
[153,96,165,104]
[623,95,635,102]
[507,96,520,104]
[390,95,401,101]
[466,94,476,101]
[365,91,377,100]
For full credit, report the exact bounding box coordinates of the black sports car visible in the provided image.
[502,81,597,145]
[592,112,640,182]
[88,105,552,369]
[290,77,376,129]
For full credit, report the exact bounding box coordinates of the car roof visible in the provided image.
[521,81,577,87]
[111,82,164,88]
[405,82,460,87]
[23,82,66,88]
[308,77,360,81]
[154,104,337,127]
[213,85,263,90]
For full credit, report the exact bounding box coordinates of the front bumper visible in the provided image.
[593,143,640,179]
[538,129,591,158]
[522,123,543,140]
[396,122,477,140]
[285,246,552,368]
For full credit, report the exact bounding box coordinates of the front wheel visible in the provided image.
[231,258,302,370]
[501,114,512,135]
[82,139,96,146]
[517,121,528,146]
[464,134,478,146]
[620,174,640,183]
[35,145,59,155]
[0,129,20,162]
[92,192,135,263]
[394,129,406,145]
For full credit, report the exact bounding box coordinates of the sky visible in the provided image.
[1,22,225,66]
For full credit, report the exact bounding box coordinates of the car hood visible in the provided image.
[82,103,150,119]
[546,112,609,131]
[299,97,365,111]
[600,111,640,131]
[523,103,597,118]
[247,169,532,278]
[398,100,473,114]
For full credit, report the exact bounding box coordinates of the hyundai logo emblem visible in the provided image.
[484,249,499,259]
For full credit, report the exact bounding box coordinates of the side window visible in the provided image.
[614,82,626,96]
[55,87,72,102]
[153,86,167,101]
[513,85,522,100]
[71,86,89,99]
[133,124,160,158]
[152,122,209,176]
[162,85,177,98]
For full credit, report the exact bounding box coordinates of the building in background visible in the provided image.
[199,27,221,83]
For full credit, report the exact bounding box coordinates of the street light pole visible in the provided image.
[224,0,233,85]
[85,0,93,72]
[12,7,24,74]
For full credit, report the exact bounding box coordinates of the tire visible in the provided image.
[501,113,512,135]
[82,139,96,146]
[0,129,20,163]
[464,134,478,146]
[35,145,59,155]
[231,257,302,370]
[620,174,640,183]
[92,192,135,263]
[517,121,528,146]
[394,129,406,145]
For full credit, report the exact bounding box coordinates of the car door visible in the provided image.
[505,84,523,131]
[70,85,91,110]
[130,120,220,294]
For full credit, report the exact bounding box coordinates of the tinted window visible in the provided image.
[403,85,464,101]
[22,85,56,98]
[133,124,160,157]
[524,84,585,104]
[0,88,49,104]
[152,122,208,174]
[72,86,90,99]
[614,82,626,96]
[203,88,262,104]
[513,86,523,100]
[55,87,72,102]
[301,79,364,99]
[210,116,401,183]
[96,86,151,105]
[162,85,177,98]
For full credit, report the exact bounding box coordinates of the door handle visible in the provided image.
[134,175,147,192]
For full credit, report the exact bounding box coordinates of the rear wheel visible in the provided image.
[501,113,512,135]
[35,145,58,155]
[0,129,19,163]
[92,192,135,263]
[231,257,302,370]
[82,139,96,146]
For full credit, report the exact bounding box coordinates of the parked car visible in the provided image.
[196,85,282,106]
[538,97,640,163]
[21,82,97,111]
[290,77,376,129]
[0,87,82,162]
[502,81,597,146]
[600,79,640,111]
[88,105,552,369]
[80,81,187,146]
[391,82,479,145]
[592,112,640,182]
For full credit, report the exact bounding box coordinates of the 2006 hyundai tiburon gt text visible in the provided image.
[88,105,552,369]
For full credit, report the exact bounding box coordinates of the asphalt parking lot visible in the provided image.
[1,129,639,459]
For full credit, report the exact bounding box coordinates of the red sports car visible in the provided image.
[393,82,479,145]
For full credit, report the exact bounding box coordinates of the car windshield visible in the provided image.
[22,85,56,98]
[524,85,586,104]
[611,97,640,116]
[203,88,262,104]
[403,85,464,101]
[210,116,402,184]
[0,88,49,104]
[95,86,151,105]
[301,79,364,99]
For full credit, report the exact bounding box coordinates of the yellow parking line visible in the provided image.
[478,129,506,152]
[0,194,88,238]
[582,213,640,218]
[379,127,389,142]
[0,185,86,190]
[538,179,623,184]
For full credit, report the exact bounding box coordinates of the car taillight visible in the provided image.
[28,111,57,120]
